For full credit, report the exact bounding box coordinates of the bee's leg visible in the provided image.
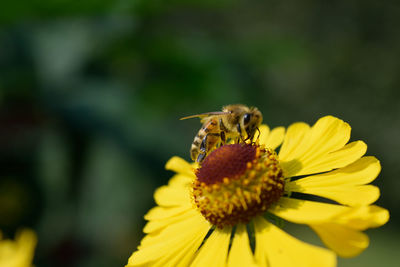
[218,118,228,147]
[236,123,242,135]
[236,123,245,142]
[198,133,220,162]
[220,131,226,144]
[254,127,261,143]
[197,152,206,163]
[245,127,252,141]
[190,148,198,162]
[197,135,207,161]
[200,133,218,152]
[200,135,208,152]
[215,131,226,148]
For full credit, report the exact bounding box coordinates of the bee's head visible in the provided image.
[242,107,263,139]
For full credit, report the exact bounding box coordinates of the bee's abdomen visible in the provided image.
[190,119,218,161]
[190,133,204,161]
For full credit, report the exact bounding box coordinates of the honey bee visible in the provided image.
[180,104,263,163]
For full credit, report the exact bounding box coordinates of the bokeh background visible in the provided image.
[1,1,399,266]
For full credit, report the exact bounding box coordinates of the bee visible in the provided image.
[180,104,263,163]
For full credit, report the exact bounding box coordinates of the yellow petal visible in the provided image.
[144,205,191,221]
[296,141,367,176]
[144,209,198,234]
[141,212,208,248]
[302,116,350,162]
[310,223,369,258]
[296,185,379,207]
[279,122,310,161]
[128,213,210,265]
[2,229,37,267]
[190,227,232,267]
[168,174,194,187]
[280,116,353,177]
[154,183,191,207]
[151,228,213,267]
[288,156,381,188]
[309,205,389,258]
[17,228,37,251]
[258,124,270,146]
[263,127,285,150]
[269,197,348,224]
[333,205,389,230]
[254,217,336,267]
[286,156,381,206]
[165,156,196,177]
[227,224,257,267]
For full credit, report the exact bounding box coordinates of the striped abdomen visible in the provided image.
[190,118,220,162]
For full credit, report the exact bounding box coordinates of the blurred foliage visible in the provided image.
[0,0,400,266]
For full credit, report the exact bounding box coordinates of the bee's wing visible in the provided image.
[180,111,230,120]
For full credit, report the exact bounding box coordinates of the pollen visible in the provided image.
[192,143,284,228]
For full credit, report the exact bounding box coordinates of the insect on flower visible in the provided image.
[180,104,263,162]
[126,114,389,267]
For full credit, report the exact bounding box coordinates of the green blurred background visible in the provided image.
[0,1,399,266]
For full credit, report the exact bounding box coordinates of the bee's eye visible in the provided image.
[243,113,252,125]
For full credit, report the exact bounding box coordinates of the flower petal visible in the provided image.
[333,205,389,230]
[258,124,270,146]
[254,217,336,267]
[309,206,389,258]
[144,209,197,234]
[301,116,351,161]
[291,184,379,207]
[141,212,209,248]
[279,122,310,161]
[165,156,196,177]
[280,116,354,177]
[295,141,367,176]
[168,174,194,187]
[286,157,381,206]
[144,205,191,221]
[0,229,37,267]
[190,227,232,267]
[151,230,213,267]
[154,182,191,207]
[128,213,210,266]
[263,127,285,150]
[310,223,369,258]
[227,224,257,267]
[288,156,381,188]
[269,197,348,224]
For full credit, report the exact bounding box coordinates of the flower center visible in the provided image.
[192,143,285,228]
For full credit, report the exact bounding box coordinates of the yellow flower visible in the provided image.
[126,116,389,267]
[0,229,37,267]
